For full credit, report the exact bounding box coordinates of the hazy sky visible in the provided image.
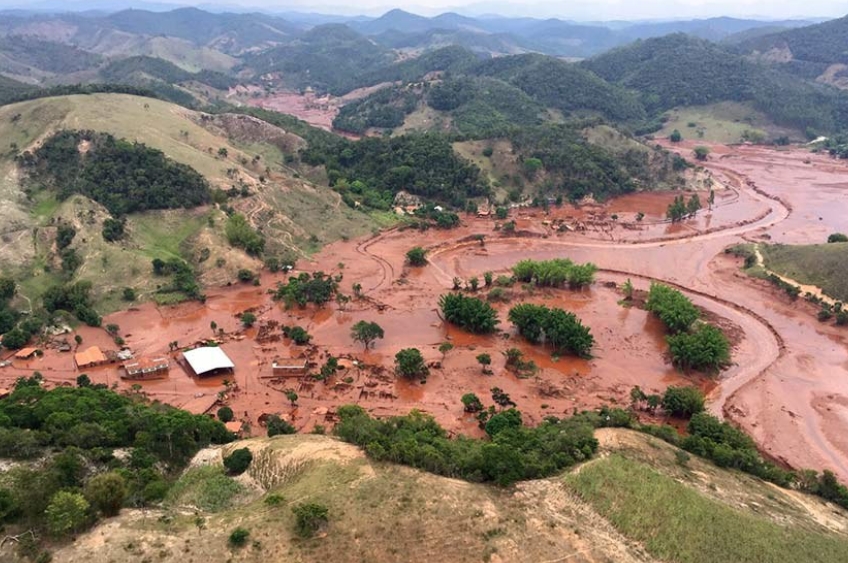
[4,0,846,20]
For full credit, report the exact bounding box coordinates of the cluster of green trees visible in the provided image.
[406,247,428,266]
[272,272,340,308]
[666,193,702,222]
[306,133,489,210]
[19,130,210,216]
[333,85,419,134]
[151,258,203,301]
[667,325,731,372]
[395,348,429,379]
[0,277,26,349]
[512,258,597,289]
[508,303,594,357]
[645,283,700,333]
[508,124,651,201]
[0,374,231,551]
[645,283,730,373]
[334,405,598,486]
[439,293,499,334]
[225,214,265,256]
[42,280,101,327]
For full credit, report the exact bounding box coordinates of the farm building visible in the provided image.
[122,357,169,380]
[75,346,109,369]
[14,347,38,360]
[182,346,235,377]
[270,358,309,378]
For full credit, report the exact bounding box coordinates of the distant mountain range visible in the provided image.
[0,4,817,58]
[1,5,847,136]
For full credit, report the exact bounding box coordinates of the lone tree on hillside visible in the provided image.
[351,320,384,350]
[669,129,682,143]
[693,146,710,161]
[395,348,428,379]
[406,247,428,266]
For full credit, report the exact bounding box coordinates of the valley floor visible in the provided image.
[2,142,847,484]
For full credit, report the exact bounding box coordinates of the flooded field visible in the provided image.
[2,143,847,480]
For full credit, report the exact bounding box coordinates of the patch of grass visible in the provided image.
[367,210,403,229]
[658,102,797,144]
[166,465,244,513]
[132,212,207,261]
[29,192,61,222]
[566,454,848,563]
[761,242,848,302]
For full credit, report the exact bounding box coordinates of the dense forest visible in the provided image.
[302,133,489,209]
[19,130,210,216]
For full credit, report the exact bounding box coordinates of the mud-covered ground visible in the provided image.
[2,142,847,480]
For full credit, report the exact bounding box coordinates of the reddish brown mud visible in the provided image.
[2,143,847,480]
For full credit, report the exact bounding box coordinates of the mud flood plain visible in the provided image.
[2,143,848,481]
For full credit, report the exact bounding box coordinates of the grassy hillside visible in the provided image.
[761,242,848,302]
[657,102,801,143]
[46,429,848,563]
[0,93,375,311]
[569,433,848,563]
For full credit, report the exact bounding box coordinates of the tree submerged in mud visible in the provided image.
[508,303,594,357]
[439,293,499,334]
[272,271,339,309]
[395,348,428,379]
[350,320,384,350]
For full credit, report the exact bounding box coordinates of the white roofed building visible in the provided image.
[182,347,235,377]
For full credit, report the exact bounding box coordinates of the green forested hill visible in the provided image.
[105,7,300,52]
[0,36,102,75]
[736,15,848,65]
[472,54,646,123]
[582,34,848,133]
[0,74,35,104]
[242,24,395,95]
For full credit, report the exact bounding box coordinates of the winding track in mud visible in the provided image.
[358,159,792,427]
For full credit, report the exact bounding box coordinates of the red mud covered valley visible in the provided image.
[3,143,848,481]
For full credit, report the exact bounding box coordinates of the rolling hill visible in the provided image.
[48,429,848,563]
[582,34,848,134]
[735,15,848,89]
[0,93,375,311]
[241,24,396,95]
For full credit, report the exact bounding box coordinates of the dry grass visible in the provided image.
[46,430,848,563]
